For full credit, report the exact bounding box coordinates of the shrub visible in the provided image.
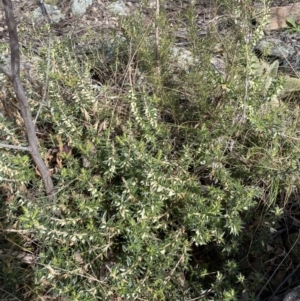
[1,0,300,300]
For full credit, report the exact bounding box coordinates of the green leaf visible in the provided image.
[286,17,297,28]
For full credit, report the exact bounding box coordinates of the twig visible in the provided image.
[38,0,53,24]
[0,288,22,301]
[0,143,30,151]
[2,229,31,234]
[257,230,300,299]
[155,0,160,79]
[2,0,54,199]
[164,253,184,284]
[265,263,300,301]
[34,32,52,124]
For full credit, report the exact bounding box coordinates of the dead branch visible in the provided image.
[0,143,30,151]
[1,0,54,199]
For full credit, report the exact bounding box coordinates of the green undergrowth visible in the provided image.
[1,0,300,300]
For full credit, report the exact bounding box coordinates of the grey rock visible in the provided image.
[170,46,197,71]
[210,56,226,76]
[254,32,300,75]
[255,38,295,60]
[32,4,65,23]
[71,0,92,17]
[284,285,300,301]
[107,1,128,16]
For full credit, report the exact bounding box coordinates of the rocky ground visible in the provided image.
[0,1,299,52]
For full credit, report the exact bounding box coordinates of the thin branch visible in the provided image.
[38,0,53,24]
[265,263,300,301]
[257,230,300,299]
[34,1,53,124]
[155,0,160,78]
[2,0,54,199]
[34,33,51,124]
[0,143,30,151]
[2,229,31,234]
